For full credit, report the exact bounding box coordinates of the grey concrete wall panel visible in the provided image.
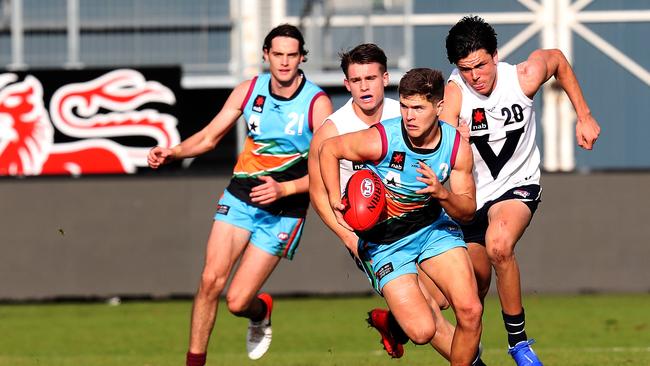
[0,176,368,300]
[517,172,650,293]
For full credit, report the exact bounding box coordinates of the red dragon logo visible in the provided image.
[0,69,179,176]
[0,74,53,175]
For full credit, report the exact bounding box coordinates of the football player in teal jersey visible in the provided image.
[319,68,482,366]
[148,24,332,365]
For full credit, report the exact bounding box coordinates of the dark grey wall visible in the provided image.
[1,172,649,300]
[516,172,650,293]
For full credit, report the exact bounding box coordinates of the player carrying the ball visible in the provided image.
[319,68,483,366]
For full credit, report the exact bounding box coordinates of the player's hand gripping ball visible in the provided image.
[341,170,386,231]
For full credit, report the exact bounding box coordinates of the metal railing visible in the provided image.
[2,0,648,171]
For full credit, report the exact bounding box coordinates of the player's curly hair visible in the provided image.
[398,68,444,104]
[338,43,388,78]
[263,24,309,61]
[445,15,497,64]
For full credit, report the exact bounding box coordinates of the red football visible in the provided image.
[342,169,386,231]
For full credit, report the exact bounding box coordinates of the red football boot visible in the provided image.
[367,308,404,358]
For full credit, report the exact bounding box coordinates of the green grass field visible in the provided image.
[0,294,648,366]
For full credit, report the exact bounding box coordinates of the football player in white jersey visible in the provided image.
[440,15,601,366]
[309,43,400,254]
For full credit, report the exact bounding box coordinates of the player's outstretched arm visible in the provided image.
[519,49,601,150]
[146,80,251,170]
[308,121,359,248]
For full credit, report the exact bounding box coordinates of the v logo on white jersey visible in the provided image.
[471,126,524,180]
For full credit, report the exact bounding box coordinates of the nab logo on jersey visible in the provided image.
[471,108,488,131]
[389,151,405,171]
[252,95,266,113]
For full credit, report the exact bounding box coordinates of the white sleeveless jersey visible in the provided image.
[326,97,401,194]
[448,62,540,209]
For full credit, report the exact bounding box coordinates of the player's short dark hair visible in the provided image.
[398,68,444,104]
[445,15,497,64]
[263,24,309,61]
[338,43,388,78]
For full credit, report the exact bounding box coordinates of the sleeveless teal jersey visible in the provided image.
[362,117,461,244]
[227,72,327,217]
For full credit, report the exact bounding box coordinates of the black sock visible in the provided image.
[472,343,487,366]
[250,297,267,322]
[502,309,527,347]
[473,357,488,366]
[387,311,409,344]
